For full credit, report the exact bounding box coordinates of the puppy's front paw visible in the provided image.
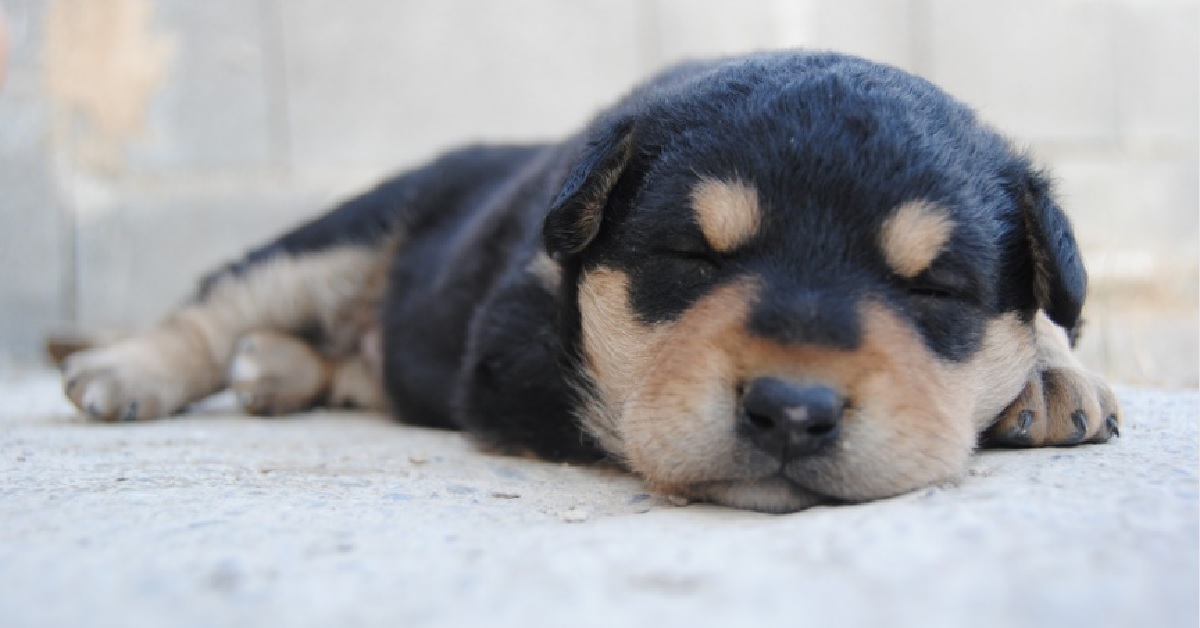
[63,344,190,421]
[985,364,1120,447]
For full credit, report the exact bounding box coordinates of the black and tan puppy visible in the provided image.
[63,51,1120,513]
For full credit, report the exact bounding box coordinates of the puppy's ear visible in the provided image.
[1020,168,1088,334]
[543,118,635,257]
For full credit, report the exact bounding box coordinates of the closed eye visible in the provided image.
[666,248,719,265]
[654,233,722,267]
[663,250,720,282]
[907,285,958,299]
[655,240,722,281]
[906,264,975,302]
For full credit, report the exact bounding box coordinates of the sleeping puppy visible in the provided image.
[62,51,1120,513]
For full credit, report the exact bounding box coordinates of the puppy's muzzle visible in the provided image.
[739,377,842,459]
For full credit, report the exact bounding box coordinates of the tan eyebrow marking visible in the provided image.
[691,178,762,253]
[880,200,955,278]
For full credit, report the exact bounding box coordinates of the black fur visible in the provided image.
[203,51,1087,462]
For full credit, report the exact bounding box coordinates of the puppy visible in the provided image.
[63,51,1120,513]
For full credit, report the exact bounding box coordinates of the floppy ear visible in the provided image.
[1021,169,1088,334]
[542,118,635,257]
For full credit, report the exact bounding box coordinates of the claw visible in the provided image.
[121,401,139,422]
[1069,410,1088,443]
[1004,409,1035,445]
[989,409,1034,447]
[1106,414,1120,438]
[1017,410,1033,432]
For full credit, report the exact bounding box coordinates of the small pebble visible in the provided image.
[561,507,591,523]
[408,453,429,465]
[667,495,690,507]
[491,491,521,499]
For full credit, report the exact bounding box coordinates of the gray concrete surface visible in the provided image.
[1,368,1196,628]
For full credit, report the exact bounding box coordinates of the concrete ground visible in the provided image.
[0,368,1196,628]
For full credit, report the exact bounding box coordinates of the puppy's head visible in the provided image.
[544,53,1087,513]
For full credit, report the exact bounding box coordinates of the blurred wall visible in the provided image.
[1,0,1196,385]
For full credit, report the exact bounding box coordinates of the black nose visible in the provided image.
[739,378,842,457]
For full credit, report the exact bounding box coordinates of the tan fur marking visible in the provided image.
[880,200,954,278]
[955,314,1038,431]
[1033,311,1081,371]
[576,270,1037,510]
[625,287,978,500]
[691,178,761,253]
[64,245,389,420]
[576,268,662,456]
[172,246,385,374]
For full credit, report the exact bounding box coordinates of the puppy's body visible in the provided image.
[64,52,1120,513]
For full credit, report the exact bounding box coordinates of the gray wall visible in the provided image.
[1,0,1196,385]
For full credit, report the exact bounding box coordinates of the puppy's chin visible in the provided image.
[681,476,830,514]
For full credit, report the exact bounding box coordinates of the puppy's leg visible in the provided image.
[64,247,386,421]
[984,312,1121,447]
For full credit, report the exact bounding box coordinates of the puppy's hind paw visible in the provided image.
[63,345,186,421]
[228,331,329,416]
